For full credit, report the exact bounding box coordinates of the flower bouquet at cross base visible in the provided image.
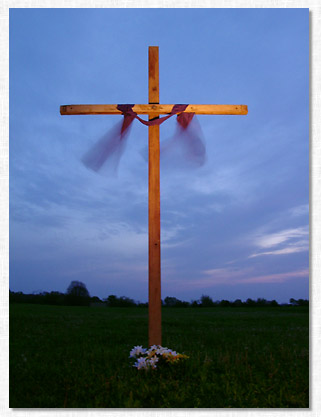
[129,345,189,371]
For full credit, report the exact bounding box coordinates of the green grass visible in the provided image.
[10,303,309,408]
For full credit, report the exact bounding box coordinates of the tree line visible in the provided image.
[9,280,308,308]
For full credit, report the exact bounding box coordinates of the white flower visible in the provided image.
[130,344,188,370]
[149,345,159,351]
[160,348,173,357]
[155,346,169,355]
[147,345,161,356]
[148,355,159,369]
[129,345,147,358]
[134,357,148,370]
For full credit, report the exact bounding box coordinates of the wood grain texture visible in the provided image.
[148,46,162,347]
[60,104,248,116]
[148,46,159,104]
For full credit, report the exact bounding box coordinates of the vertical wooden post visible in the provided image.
[148,46,161,347]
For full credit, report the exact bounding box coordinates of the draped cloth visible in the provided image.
[82,104,206,172]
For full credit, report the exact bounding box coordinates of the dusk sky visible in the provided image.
[9,8,309,304]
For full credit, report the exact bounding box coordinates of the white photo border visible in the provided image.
[1,2,319,416]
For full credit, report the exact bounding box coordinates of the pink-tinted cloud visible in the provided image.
[167,267,309,290]
[248,226,309,258]
[254,227,308,249]
[240,269,309,284]
[249,245,309,258]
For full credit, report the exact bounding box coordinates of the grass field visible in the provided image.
[9,303,309,408]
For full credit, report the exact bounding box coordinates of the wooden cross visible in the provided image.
[60,46,248,347]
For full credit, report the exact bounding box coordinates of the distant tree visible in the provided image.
[164,297,181,307]
[12,291,28,303]
[256,298,268,306]
[291,298,309,307]
[200,295,214,307]
[246,298,256,307]
[164,297,190,307]
[190,300,200,307]
[104,295,118,306]
[137,301,148,308]
[233,299,243,307]
[9,290,19,303]
[269,300,279,307]
[219,299,231,307]
[104,295,136,307]
[45,291,65,305]
[65,281,90,306]
[118,296,136,307]
[180,301,190,307]
[67,281,90,297]
[90,296,104,307]
[297,299,309,306]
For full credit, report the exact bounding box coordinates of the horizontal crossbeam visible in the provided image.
[60,104,248,116]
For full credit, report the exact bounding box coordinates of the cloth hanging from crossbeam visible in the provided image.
[82,104,205,172]
[117,104,193,129]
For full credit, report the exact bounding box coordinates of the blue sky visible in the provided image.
[9,8,309,303]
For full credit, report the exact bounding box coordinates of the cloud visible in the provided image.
[165,267,253,288]
[188,165,251,201]
[11,213,148,263]
[161,224,193,249]
[288,204,309,217]
[248,245,309,258]
[247,225,309,258]
[254,226,308,249]
[169,267,309,289]
[240,269,309,284]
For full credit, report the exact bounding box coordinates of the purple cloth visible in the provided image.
[116,104,191,128]
[82,104,205,173]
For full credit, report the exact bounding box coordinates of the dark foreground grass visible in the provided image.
[10,303,309,408]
